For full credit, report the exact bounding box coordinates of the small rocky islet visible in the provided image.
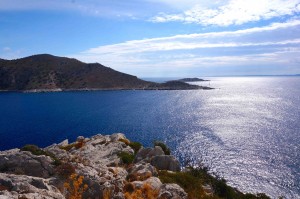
[0,133,271,199]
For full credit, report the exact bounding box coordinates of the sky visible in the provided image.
[0,0,300,77]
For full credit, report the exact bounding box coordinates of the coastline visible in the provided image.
[0,86,214,93]
[0,133,271,199]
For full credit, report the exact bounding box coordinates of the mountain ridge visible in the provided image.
[0,54,212,91]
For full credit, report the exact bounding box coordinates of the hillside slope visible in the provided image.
[0,54,151,91]
[0,54,212,91]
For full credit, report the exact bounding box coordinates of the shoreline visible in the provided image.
[0,133,271,199]
[0,86,214,93]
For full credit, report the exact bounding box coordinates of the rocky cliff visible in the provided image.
[0,133,187,199]
[0,133,271,199]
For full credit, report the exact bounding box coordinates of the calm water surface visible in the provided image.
[0,77,299,198]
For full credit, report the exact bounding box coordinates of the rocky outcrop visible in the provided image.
[134,146,164,163]
[150,155,181,172]
[0,133,187,199]
[158,184,188,199]
[0,173,64,199]
[0,149,54,178]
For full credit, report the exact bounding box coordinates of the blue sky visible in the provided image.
[0,0,300,77]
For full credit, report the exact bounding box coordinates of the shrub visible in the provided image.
[128,142,142,154]
[64,174,88,199]
[21,144,46,156]
[118,152,134,165]
[21,144,61,166]
[153,141,170,155]
[159,167,271,199]
[124,183,159,199]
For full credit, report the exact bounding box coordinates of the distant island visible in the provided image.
[178,78,209,82]
[0,54,213,92]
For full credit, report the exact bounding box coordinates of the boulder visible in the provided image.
[131,177,162,191]
[134,146,164,163]
[0,149,54,178]
[127,163,158,181]
[150,155,180,172]
[110,133,127,142]
[0,173,64,199]
[57,139,68,147]
[158,183,188,199]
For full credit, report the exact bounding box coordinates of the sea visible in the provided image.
[0,77,299,198]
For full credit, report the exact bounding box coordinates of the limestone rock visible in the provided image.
[134,146,164,163]
[158,183,188,199]
[127,163,158,181]
[150,155,181,172]
[58,139,68,147]
[0,149,54,178]
[110,133,127,142]
[131,177,162,191]
[0,173,64,199]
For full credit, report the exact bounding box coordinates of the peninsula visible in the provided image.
[0,54,212,92]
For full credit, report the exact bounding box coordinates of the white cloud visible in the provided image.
[71,19,300,76]
[150,0,300,26]
[76,20,300,55]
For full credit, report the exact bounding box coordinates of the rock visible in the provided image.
[0,149,54,178]
[110,133,127,142]
[0,173,64,199]
[150,155,180,172]
[57,139,68,147]
[76,136,85,142]
[131,177,162,191]
[202,184,214,196]
[127,163,158,181]
[0,133,187,199]
[158,183,188,199]
[134,146,165,163]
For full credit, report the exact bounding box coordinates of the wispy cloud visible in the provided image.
[150,0,300,26]
[72,19,300,76]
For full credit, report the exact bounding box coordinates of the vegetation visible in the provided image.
[60,140,84,151]
[128,142,142,154]
[64,173,88,199]
[118,151,135,165]
[0,54,204,91]
[0,54,150,90]
[119,138,142,154]
[153,141,171,155]
[124,183,159,199]
[21,144,61,165]
[159,167,271,199]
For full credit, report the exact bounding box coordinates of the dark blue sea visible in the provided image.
[0,77,299,198]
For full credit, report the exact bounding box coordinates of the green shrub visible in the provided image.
[128,142,142,154]
[153,141,170,155]
[159,167,271,199]
[118,152,134,165]
[21,144,61,166]
[21,144,46,156]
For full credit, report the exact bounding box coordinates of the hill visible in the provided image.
[178,77,209,82]
[0,54,211,91]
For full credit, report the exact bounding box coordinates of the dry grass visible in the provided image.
[124,183,159,199]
